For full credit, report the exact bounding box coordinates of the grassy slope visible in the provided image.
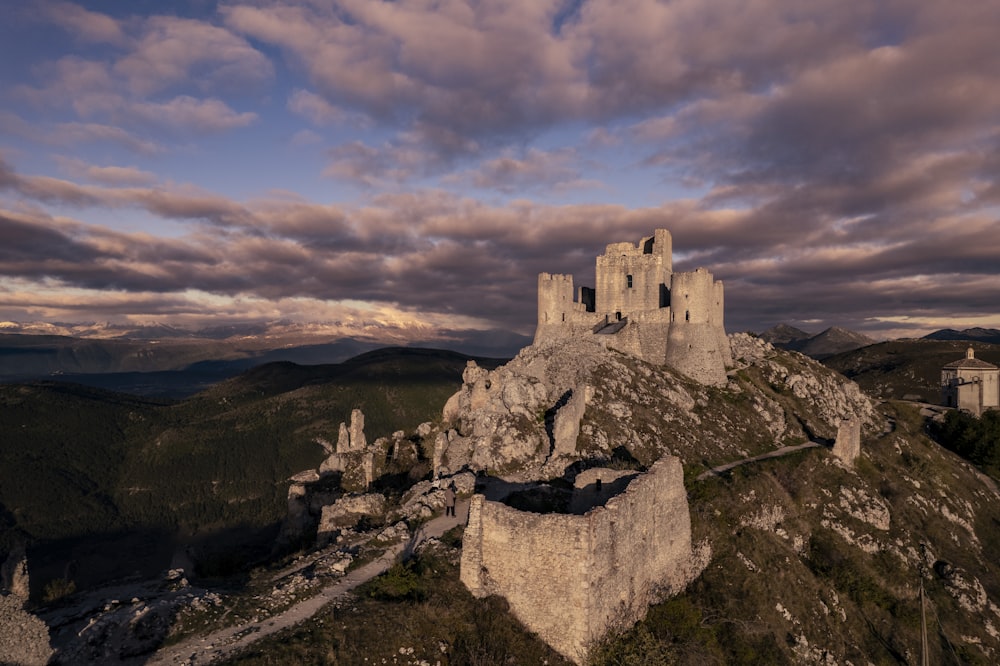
[225,532,571,666]
[220,346,1000,665]
[596,399,1000,665]
[0,348,498,592]
[823,339,1000,402]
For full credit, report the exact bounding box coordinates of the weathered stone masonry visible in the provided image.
[460,457,696,664]
[534,228,731,386]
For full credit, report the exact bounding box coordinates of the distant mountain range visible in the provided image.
[922,327,1000,344]
[0,320,528,396]
[758,324,876,359]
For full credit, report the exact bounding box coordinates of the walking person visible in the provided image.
[444,483,456,517]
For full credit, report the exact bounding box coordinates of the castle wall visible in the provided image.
[595,231,672,319]
[602,315,671,366]
[460,457,693,663]
[460,496,593,660]
[665,269,729,386]
[535,273,597,343]
[712,280,732,361]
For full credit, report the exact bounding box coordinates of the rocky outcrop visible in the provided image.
[833,417,861,465]
[317,494,387,543]
[0,594,53,666]
[0,547,52,666]
[1,545,29,601]
[318,408,381,491]
[730,332,877,439]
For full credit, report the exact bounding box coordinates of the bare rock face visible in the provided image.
[0,594,53,666]
[833,417,862,465]
[730,332,877,439]
[335,422,351,453]
[349,408,367,451]
[729,331,773,363]
[1,545,29,600]
[318,493,387,542]
[400,472,477,521]
[441,359,551,476]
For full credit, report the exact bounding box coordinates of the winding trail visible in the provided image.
[147,499,470,666]
[137,443,822,664]
[695,441,822,481]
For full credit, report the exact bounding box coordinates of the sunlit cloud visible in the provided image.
[0,0,997,344]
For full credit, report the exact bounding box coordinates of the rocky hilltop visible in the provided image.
[9,333,1000,664]
[435,332,875,481]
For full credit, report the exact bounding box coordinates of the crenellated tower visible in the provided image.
[534,229,731,386]
[664,268,729,386]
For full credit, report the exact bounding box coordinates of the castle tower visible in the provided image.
[594,229,672,321]
[665,268,728,386]
[535,272,576,343]
[712,280,732,363]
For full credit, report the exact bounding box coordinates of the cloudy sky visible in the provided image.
[1,0,998,343]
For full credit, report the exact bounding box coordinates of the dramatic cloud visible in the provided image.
[114,15,274,96]
[42,1,128,45]
[288,89,351,126]
[0,0,997,342]
[447,148,596,193]
[55,157,158,186]
[130,96,258,133]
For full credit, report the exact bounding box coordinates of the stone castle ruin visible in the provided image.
[535,228,732,386]
[460,457,703,663]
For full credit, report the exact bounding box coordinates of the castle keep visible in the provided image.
[535,228,731,386]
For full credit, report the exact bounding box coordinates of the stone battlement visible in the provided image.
[534,229,731,386]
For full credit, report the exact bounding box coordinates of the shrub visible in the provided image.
[41,577,76,603]
[362,561,426,602]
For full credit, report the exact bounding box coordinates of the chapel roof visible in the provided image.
[944,347,998,370]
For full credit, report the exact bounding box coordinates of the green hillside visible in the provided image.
[822,339,1000,402]
[210,340,1000,665]
[0,348,498,593]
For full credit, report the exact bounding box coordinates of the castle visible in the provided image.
[534,228,732,386]
[942,347,999,416]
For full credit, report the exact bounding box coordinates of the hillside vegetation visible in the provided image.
[0,348,500,592]
[823,339,1000,402]
[215,335,1000,665]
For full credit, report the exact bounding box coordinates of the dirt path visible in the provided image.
[696,441,822,481]
[147,500,469,666]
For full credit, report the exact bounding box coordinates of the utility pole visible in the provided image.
[920,578,930,666]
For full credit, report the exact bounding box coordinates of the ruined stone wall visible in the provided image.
[460,456,694,663]
[833,417,861,465]
[461,498,594,660]
[585,457,693,648]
